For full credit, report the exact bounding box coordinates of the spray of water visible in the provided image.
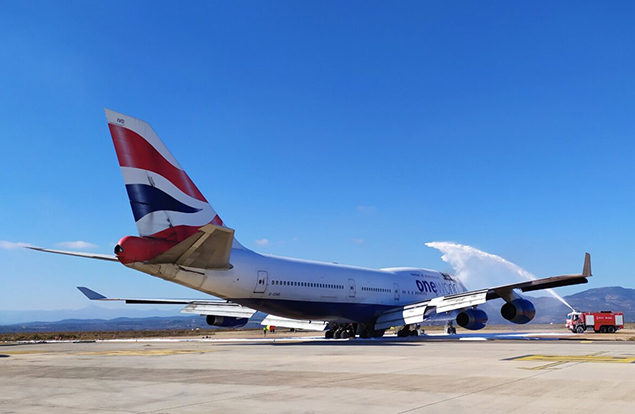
[425,241,575,311]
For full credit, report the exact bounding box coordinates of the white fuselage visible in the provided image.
[128,247,467,325]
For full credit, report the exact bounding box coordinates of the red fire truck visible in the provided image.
[566,311,624,333]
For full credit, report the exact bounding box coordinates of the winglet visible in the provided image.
[77,287,107,300]
[582,253,592,277]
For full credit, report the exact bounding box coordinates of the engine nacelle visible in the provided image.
[456,308,488,330]
[501,299,536,324]
[206,315,248,327]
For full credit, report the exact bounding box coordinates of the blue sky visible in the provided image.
[1,2,634,314]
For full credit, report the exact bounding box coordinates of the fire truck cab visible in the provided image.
[566,311,624,333]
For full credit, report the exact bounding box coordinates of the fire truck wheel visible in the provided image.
[575,325,585,334]
[607,326,616,333]
[599,326,607,333]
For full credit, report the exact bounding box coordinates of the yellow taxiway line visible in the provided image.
[511,354,635,364]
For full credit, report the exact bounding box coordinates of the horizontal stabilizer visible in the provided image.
[148,224,234,269]
[28,247,118,262]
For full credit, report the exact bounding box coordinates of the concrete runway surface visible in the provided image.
[1,334,634,414]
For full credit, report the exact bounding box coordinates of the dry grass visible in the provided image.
[0,329,219,342]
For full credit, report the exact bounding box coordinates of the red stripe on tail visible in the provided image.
[116,215,224,264]
[109,124,207,202]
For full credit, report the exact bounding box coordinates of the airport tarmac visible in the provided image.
[1,333,634,413]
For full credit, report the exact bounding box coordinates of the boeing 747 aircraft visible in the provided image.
[30,109,592,338]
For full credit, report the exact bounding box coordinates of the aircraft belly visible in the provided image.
[232,298,394,324]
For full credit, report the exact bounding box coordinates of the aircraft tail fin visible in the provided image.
[105,109,223,242]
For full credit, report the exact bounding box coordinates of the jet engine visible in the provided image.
[456,308,488,330]
[500,299,536,324]
[206,315,249,327]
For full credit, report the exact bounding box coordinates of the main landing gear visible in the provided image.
[325,324,355,339]
[445,321,457,335]
[325,324,385,339]
[397,324,421,337]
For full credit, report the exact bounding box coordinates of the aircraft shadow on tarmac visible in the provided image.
[217,331,563,346]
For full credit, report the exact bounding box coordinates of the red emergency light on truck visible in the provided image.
[566,311,624,333]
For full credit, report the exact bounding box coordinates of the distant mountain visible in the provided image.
[0,305,183,325]
[0,315,208,333]
[480,286,635,325]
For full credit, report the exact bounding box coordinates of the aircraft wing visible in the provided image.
[78,287,328,331]
[260,315,329,331]
[375,253,591,330]
[180,302,257,319]
[78,286,256,316]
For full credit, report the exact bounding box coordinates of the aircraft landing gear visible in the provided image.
[357,324,386,339]
[397,325,419,337]
[326,324,356,339]
[325,324,384,339]
[445,321,457,335]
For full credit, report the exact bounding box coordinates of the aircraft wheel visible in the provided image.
[341,330,350,339]
[409,329,418,337]
[607,326,616,333]
[334,330,342,339]
[325,330,334,339]
[450,327,456,334]
[371,329,385,338]
[576,325,585,334]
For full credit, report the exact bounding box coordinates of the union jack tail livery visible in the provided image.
[105,109,223,243]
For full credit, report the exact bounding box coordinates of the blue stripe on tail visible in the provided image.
[125,184,202,222]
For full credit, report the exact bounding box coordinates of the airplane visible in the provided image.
[29,109,592,339]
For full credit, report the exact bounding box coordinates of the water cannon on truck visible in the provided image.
[566,310,624,333]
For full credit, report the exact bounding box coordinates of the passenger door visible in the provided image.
[348,278,356,298]
[254,270,268,293]
[393,283,400,301]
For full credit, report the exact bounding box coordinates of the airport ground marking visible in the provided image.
[78,348,218,356]
[1,350,56,355]
[510,354,635,364]
[519,360,569,371]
